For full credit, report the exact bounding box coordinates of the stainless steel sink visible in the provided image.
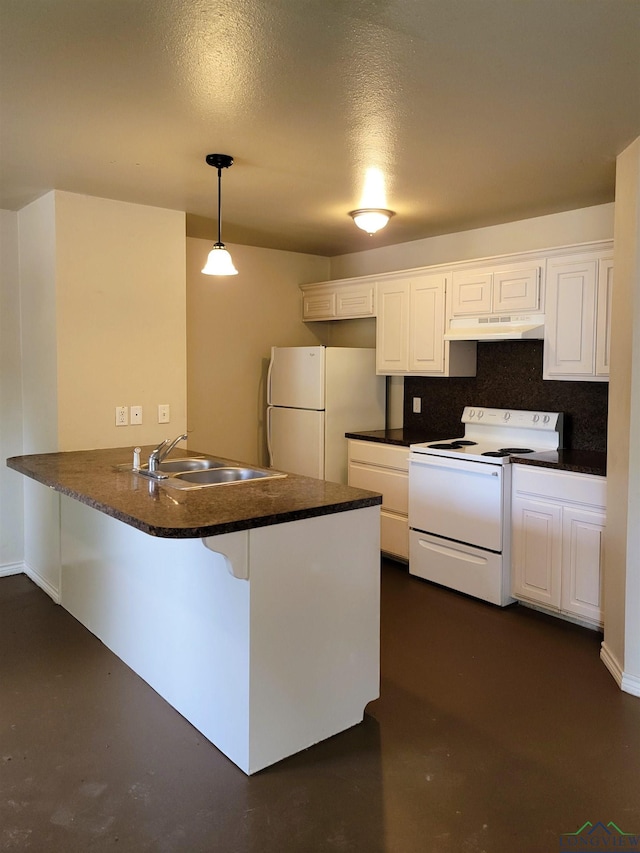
[146,457,225,473]
[164,466,287,490]
[113,457,225,474]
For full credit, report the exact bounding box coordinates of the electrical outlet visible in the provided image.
[115,406,128,426]
[158,404,170,424]
[130,405,143,425]
[412,397,422,414]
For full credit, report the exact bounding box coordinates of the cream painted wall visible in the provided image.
[329,204,615,279]
[12,191,188,599]
[55,192,187,450]
[0,210,24,572]
[604,137,640,694]
[187,238,329,466]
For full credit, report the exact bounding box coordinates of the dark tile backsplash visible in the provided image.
[404,340,608,452]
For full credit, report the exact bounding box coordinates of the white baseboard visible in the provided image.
[0,561,25,578]
[23,562,60,604]
[601,642,640,698]
[621,671,640,698]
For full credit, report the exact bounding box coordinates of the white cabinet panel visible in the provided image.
[376,281,409,373]
[377,273,475,377]
[560,507,605,624]
[492,267,539,313]
[409,274,446,373]
[451,271,492,315]
[451,264,540,317]
[596,258,614,377]
[511,465,606,627]
[543,248,613,382]
[348,440,409,560]
[512,498,562,608]
[300,280,375,320]
[303,291,336,320]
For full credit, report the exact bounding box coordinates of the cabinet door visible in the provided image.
[544,258,597,378]
[492,267,540,313]
[595,258,614,377]
[451,271,492,316]
[560,506,605,625]
[302,290,336,320]
[408,274,446,374]
[376,280,410,374]
[512,496,562,608]
[336,284,375,318]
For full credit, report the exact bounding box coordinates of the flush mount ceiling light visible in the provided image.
[201,153,238,276]
[348,208,395,235]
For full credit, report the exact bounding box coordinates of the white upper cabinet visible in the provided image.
[543,246,613,381]
[451,263,541,317]
[376,273,476,377]
[301,279,375,320]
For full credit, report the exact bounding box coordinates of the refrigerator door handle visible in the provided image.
[266,348,275,406]
[266,406,274,466]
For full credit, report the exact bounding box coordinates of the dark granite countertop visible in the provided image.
[510,449,607,477]
[7,446,382,539]
[345,428,451,447]
[347,430,607,476]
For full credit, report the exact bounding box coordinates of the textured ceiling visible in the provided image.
[1,0,639,256]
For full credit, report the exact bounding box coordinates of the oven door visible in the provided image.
[409,452,504,551]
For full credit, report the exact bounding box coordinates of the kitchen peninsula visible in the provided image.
[7,446,382,775]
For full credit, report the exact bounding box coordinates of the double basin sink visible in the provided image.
[131,457,287,490]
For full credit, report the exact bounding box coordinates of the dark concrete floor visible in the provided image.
[2,561,640,853]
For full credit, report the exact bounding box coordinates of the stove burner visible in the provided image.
[454,440,478,446]
[499,447,534,454]
[481,451,510,457]
[428,442,465,449]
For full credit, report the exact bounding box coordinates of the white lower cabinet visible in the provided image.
[348,440,409,561]
[511,465,605,627]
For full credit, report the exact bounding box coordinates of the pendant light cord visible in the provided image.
[217,166,223,246]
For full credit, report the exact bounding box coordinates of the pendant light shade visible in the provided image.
[202,244,238,275]
[201,153,238,276]
[349,208,395,235]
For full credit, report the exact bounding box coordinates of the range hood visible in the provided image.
[444,314,545,342]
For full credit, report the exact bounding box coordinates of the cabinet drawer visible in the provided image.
[512,465,605,509]
[381,510,409,560]
[348,462,408,515]
[347,440,410,471]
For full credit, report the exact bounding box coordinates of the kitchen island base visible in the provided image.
[60,496,380,775]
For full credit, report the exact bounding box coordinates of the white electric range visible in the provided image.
[408,406,563,606]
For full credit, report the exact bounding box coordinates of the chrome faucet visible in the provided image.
[148,433,188,475]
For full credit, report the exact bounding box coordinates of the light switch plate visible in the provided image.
[412,397,422,414]
[158,404,170,424]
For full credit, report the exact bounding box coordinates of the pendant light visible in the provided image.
[201,153,238,276]
[348,208,395,235]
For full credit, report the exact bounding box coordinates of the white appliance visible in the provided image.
[267,346,386,483]
[408,407,563,606]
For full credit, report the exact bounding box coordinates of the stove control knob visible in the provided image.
[543,414,550,423]
[533,414,540,423]
[469,409,475,418]
[503,412,511,421]
[477,410,484,419]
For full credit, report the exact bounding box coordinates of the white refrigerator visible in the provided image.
[267,346,386,483]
